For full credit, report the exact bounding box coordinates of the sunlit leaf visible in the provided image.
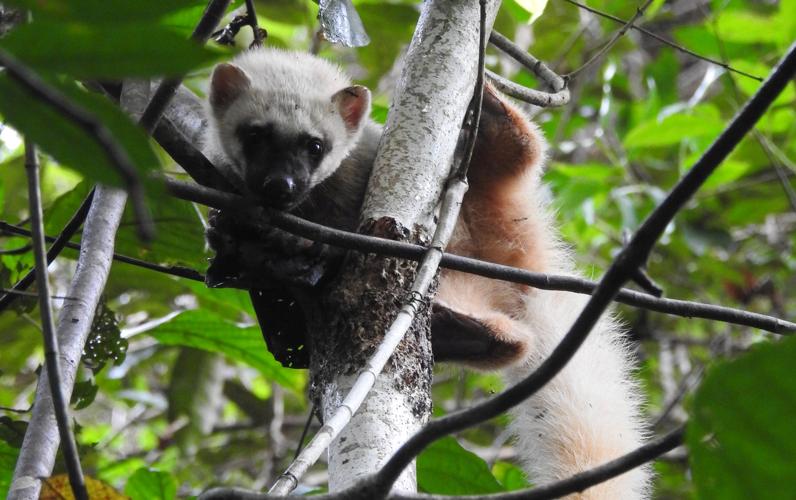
[125,468,177,500]
[41,474,126,500]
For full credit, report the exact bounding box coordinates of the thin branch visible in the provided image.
[164,178,796,334]
[561,0,763,82]
[0,221,205,283]
[244,0,266,47]
[566,0,654,80]
[369,41,796,491]
[0,189,95,313]
[138,0,231,133]
[24,140,88,500]
[269,3,490,494]
[0,48,154,241]
[486,31,570,107]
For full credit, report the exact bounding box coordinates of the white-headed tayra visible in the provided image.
[203,48,651,499]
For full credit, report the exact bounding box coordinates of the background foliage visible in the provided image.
[0,0,794,498]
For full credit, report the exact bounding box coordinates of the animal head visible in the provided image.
[208,49,371,209]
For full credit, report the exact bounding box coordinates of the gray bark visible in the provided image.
[311,0,500,492]
[8,186,127,500]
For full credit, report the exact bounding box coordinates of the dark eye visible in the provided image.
[307,138,324,158]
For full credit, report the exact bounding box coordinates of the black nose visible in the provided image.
[262,176,297,206]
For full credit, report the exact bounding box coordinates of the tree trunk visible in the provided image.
[309,0,500,492]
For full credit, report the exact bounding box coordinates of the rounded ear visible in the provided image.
[210,63,251,113]
[332,85,371,133]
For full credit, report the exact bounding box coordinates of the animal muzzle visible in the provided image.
[262,175,299,209]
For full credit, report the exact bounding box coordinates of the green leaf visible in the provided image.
[492,461,530,491]
[0,76,158,187]
[0,441,20,499]
[624,107,725,149]
[355,3,418,87]
[125,468,177,500]
[512,0,548,24]
[4,0,206,23]
[146,310,304,393]
[688,336,796,500]
[115,188,208,270]
[418,437,504,494]
[714,10,784,45]
[71,379,99,410]
[0,21,222,79]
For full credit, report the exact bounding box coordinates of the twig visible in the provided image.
[561,0,763,82]
[0,48,154,241]
[566,0,655,80]
[165,178,796,335]
[0,189,95,313]
[24,140,88,500]
[368,41,796,492]
[0,221,205,283]
[244,0,266,47]
[486,31,570,107]
[138,0,231,133]
[292,405,317,462]
[269,3,490,494]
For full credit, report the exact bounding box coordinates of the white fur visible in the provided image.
[204,48,650,498]
[203,48,368,190]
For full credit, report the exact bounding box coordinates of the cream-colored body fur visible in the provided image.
[437,93,649,498]
[204,48,650,498]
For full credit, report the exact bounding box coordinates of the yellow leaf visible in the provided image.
[40,474,128,500]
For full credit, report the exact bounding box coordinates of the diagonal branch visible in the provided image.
[0,49,154,241]
[0,189,95,313]
[164,178,796,335]
[367,41,796,492]
[137,0,231,133]
[24,141,88,500]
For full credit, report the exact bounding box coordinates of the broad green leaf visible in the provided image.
[714,10,783,45]
[1,22,221,79]
[4,0,206,23]
[624,108,725,149]
[730,59,795,106]
[689,336,796,499]
[0,441,19,499]
[492,461,530,491]
[0,76,158,187]
[125,468,177,500]
[115,188,208,270]
[418,437,504,494]
[43,181,93,236]
[147,310,304,393]
[695,159,752,191]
